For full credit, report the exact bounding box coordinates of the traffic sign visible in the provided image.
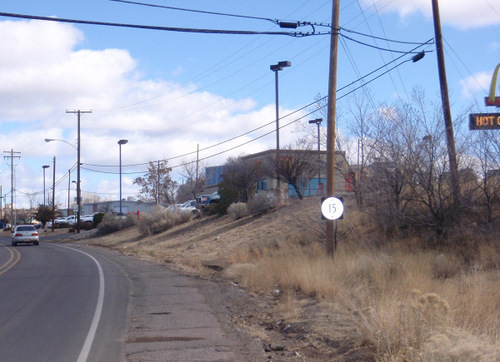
[469,113,500,130]
[321,197,344,220]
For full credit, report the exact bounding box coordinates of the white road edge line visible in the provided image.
[54,245,105,362]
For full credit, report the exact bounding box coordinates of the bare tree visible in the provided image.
[134,161,177,204]
[472,130,500,222]
[178,158,205,201]
[82,192,101,204]
[223,156,263,203]
[366,89,468,236]
[264,142,317,200]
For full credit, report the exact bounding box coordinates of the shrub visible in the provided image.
[97,213,136,235]
[247,191,277,215]
[138,207,193,236]
[201,203,218,216]
[70,221,94,232]
[227,202,248,220]
[93,212,105,227]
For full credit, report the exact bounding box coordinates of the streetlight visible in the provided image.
[42,165,50,205]
[308,118,323,195]
[45,138,76,149]
[45,137,82,232]
[270,60,291,189]
[118,139,128,216]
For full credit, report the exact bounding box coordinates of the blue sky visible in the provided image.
[0,0,499,208]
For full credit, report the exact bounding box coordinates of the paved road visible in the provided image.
[0,233,264,361]
[0,239,127,361]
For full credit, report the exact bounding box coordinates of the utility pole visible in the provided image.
[3,149,21,227]
[326,0,340,258]
[67,169,71,216]
[431,0,460,210]
[157,160,161,204]
[66,109,91,233]
[51,156,56,232]
[196,144,199,196]
[0,185,3,221]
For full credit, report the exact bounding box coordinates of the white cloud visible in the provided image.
[460,71,492,98]
[489,41,500,53]
[0,19,307,206]
[362,0,500,29]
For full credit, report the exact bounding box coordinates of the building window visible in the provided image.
[205,166,226,187]
[256,179,267,191]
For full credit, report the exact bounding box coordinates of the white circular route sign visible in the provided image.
[321,197,344,220]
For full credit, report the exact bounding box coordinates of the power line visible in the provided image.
[340,26,432,45]
[0,11,319,37]
[110,0,331,31]
[82,45,428,176]
[340,32,432,54]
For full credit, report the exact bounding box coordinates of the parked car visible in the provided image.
[179,200,198,214]
[80,214,95,223]
[12,225,39,246]
[64,215,76,225]
[196,193,220,208]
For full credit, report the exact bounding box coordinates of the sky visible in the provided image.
[0,0,499,209]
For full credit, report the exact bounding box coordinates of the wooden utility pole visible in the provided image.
[51,156,56,232]
[326,0,340,258]
[0,185,3,221]
[431,0,460,209]
[3,149,21,226]
[66,109,91,233]
[67,169,71,216]
[157,160,161,204]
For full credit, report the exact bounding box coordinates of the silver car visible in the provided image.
[12,225,40,246]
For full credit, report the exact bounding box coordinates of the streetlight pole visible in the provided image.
[309,118,323,195]
[67,169,71,217]
[45,138,78,222]
[51,156,56,232]
[270,61,291,190]
[66,109,92,233]
[118,139,128,216]
[42,165,50,205]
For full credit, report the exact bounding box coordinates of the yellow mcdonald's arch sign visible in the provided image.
[486,63,500,106]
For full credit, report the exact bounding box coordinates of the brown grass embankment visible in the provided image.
[84,197,500,360]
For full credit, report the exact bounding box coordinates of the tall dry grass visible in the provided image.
[225,212,500,360]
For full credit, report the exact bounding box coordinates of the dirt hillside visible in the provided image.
[74,197,366,361]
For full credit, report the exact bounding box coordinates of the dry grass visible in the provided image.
[76,196,500,360]
[224,207,500,360]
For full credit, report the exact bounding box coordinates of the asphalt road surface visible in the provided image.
[0,232,264,361]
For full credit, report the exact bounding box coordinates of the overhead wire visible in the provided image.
[0,11,317,37]
[83,41,430,174]
[442,38,488,114]
[110,0,331,32]
[6,2,437,200]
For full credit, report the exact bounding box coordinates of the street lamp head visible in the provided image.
[42,165,50,169]
[44,138,77,149]
[118,139,128,145]
[278,61,291,68]
[308,118,323,125]
[270,61,291,72]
